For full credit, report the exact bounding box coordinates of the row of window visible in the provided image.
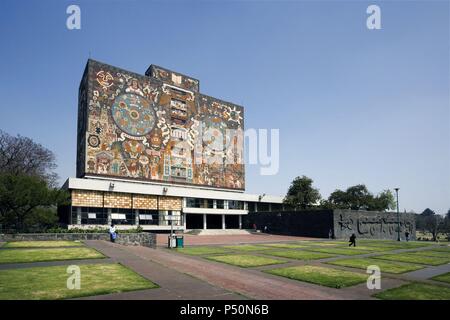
[185,198,243,209]
[71,207,182,226]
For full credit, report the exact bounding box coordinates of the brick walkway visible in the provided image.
[156,233,321,247]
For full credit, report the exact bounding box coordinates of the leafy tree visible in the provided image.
[0,173,68,232]
[421,208,436,216]
[415,208,444,241]
[0,130,58,186]
[327,185,396,211]
[283,175,321,210]
[368,190,396,211]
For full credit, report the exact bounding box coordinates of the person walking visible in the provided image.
[405,231,410,242]
[109,224,117,243]
[349,233,356,247]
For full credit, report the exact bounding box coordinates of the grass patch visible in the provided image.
[263,250,334,260]
[206,254,285,268]
[4,241,84,248]
[0,263,158,299]
[306,241,349,246]
[265,265,367,288]
[359,240,435,249]
[0,247,105,264]
[374,283,450,300]
[326,258,424,274]
[305,247,370,256]
[372,253,450,266]
[431,272,450,284]
[408,250,450,258]
[260,243,308,249]
[223,245,273,251]
[428,246,450,253]
[175,246,230,256]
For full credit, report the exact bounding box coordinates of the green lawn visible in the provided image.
[305,247,370,256]
[223,245,273,252]
[372,253,450,266]
[428,246,450,253]
[431,272,450,284]
[260,243,309,249]
[0,263,158,299]
[4,241,84,248]
[175,246,230,256]
[206,254,286,268]
[359,240,435,249]
[408,250,450,258]
[326,258,424,274]
[374,283,450,300]
[265,265,367,288]
[263,249,334,260]
[0,247,105,264]
[306,241,349,246]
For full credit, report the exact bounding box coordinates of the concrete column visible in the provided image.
[183,213,187,230]
[203,214,207,230]
[269,203,272,212]
[238,215,242,229]
[224,200,229,210]
[255,202,258,212]
[135,209,139,226]
[222,214,226,230]
[107,208,112,225]
[76,207,82,225]
[213,200,217,209]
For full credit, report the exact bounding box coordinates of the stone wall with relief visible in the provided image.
[77,59,244,190]
[333,209,416,240]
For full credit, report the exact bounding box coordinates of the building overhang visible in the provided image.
[64,177,283,203]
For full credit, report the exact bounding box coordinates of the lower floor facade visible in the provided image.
[59,177,284,232]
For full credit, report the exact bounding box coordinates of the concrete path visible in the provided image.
[83,240,244,300]
[403,264,450,283]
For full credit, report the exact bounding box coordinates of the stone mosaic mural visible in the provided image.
[77,60,245,190]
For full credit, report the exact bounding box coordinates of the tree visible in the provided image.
[416,208,444,241]
[0,173,68,232]
[0,130,58,186]
[327,185,395,211]
[368,190,396,211]
[283,175,321,210]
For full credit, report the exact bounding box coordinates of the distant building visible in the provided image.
[59,59,283,231]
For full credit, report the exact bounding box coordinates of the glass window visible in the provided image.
[74,207,107,225]
[228,200,244,210]
[216,200,224,209]
[138,209,159,225]
[111,208,133,224]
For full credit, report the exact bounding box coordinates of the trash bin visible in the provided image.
[168,235,177,248]
[176,235,184,248]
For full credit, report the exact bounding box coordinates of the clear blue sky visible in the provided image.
[0,0,448,214]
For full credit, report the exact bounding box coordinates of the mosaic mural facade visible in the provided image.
[77,60,245,190]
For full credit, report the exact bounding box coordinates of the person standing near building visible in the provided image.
[109,224,117,243]
[349,233,356,247]
[405,231,410,242]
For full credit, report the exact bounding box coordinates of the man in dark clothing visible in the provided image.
[349,233,356,247]
[405,231,410,242]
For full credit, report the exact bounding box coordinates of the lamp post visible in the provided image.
[394,188,400,241]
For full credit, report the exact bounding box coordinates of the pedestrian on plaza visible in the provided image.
[405,231,410,242]
[349,233,356,247]
[109,223,117,243]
